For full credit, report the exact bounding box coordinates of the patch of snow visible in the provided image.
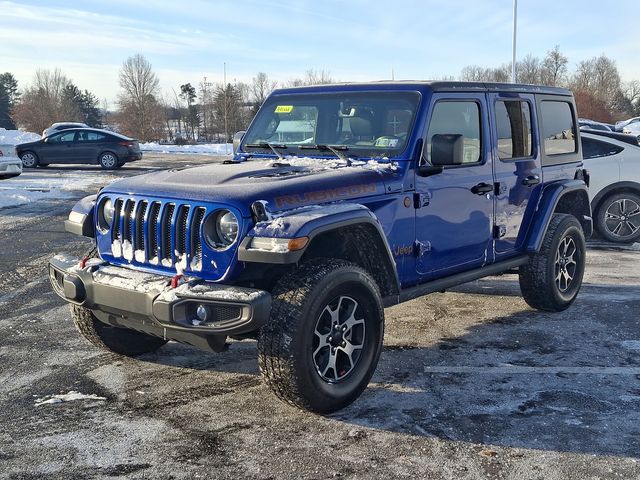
[122,240,134,261]
[0,128,41,145]
[148,256,159,265]
[134,250,145,263]
[174,251,188,276]
[0,169,119,209]
[261,155,399,173]
[190,256,202,272]
[34,391,106,406]
[111,240,122,258]
[161,258,172,267]
[92,265,168,293]
[139,142,232,156]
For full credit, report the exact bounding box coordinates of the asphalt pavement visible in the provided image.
[1,154,639,479]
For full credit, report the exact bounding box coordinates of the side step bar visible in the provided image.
[383,256,529,307]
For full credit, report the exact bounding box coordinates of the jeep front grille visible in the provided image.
[109,198,206,272]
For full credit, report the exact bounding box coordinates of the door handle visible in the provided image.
[522,175,540,186]
[470,182,493,195]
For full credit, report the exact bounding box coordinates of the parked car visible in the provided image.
[581,131,640,243]
[579,118,612,132]
[42,122,89,138]
[0,144,22,179]
[51,81,592,413]
[17,128,142,169]
[623,122,640,140]
[614,117,640,132]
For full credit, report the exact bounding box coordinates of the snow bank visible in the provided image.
[139,142,232,156]
[0,171,118,209]
[0,128,41,145]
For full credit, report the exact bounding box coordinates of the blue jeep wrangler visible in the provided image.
[50,82,592,413]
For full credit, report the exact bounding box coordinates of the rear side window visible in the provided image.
[495,100,533,160]
[425,101,481,165]
[582,137,624,159]
[77,132,107,142]
[540,101,577,156]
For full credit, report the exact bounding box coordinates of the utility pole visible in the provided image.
[202,75,213,141]
[223,62,228,143]
[512,0,518,83]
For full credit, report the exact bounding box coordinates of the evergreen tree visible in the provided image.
[0,73,19,129]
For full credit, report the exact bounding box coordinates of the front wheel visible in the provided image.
[519,213,586,312]
[98,152,119,170]
[596,192,640,243]
[70,247,167,356]
[258,259,384,413]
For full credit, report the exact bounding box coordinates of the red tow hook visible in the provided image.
[79,256,89,269]
[170,274,183,289]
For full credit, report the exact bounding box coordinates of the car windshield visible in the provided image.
[242,91,420,158]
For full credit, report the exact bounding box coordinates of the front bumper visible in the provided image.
[49,254,271,338]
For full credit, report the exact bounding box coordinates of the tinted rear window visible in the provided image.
[541,101,577,156]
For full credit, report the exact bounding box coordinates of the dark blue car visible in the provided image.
[17,128,142,170]
[51,82,592,413]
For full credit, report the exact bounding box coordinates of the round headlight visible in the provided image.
[204,209,239,249]
[99,198,114,231]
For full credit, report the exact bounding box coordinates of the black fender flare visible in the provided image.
[65,194,97,237]
[525,180,592,252]
[238,203,400,295]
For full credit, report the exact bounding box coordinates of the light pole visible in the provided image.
[512,0,518,83]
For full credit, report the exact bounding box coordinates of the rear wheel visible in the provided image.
[258,259,384,413]
[98,152,118,170]
[596,192,640,243]
[20,151,38,168]
[519,214,586,312]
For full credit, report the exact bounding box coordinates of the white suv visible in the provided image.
[582,131,640,243]
[0,144,22,179]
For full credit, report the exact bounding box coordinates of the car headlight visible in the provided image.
[98,198,114,231]
[204,209,239,249]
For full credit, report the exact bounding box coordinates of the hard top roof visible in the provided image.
[272,80,572,97]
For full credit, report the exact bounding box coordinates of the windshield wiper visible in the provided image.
[244,142,288,160]
[299,144,354,165]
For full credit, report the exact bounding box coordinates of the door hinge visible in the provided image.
[413,192,430,208]
[493,225,507,238]
[494,182,507,195]
[414,240,431,257]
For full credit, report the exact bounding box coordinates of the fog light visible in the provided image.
[196,304,209,322]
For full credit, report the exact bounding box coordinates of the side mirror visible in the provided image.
[431,134,464,166]
[232,131,246,154]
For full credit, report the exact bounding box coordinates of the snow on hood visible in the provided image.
[0,128,41,145]
[101,156,401,216]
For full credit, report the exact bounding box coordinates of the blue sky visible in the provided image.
[1,0,638,103]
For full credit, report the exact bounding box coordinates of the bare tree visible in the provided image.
[518,54,541,84]
[11,68,83,133]
[117,54,163,140]
[251,72,277,106]
[541,45,568,86]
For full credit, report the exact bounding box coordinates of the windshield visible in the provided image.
[242,91,420,158]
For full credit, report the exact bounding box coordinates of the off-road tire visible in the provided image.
[98,152,119,170]
[70,247,167,356]
[519,214,586,312]
[595,191,640,244]
[258,259,384,414]
[20,151,38,168]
